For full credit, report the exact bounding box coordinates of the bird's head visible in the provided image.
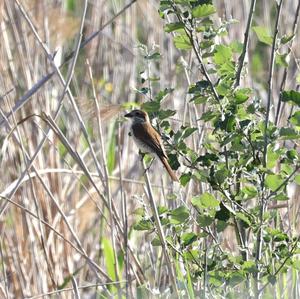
[124,109,149,123]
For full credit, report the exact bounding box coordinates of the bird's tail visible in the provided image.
[159,156,179,182]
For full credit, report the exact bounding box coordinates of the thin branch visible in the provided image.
[169,1,219,103]
[234,0,257,87]
[141,158,179,295]
[266,165,300,200]
[275,0,300,125]
[256,1,283,296]
[258,235,300,294]
[86,59,122,297]
[262,0,283,168]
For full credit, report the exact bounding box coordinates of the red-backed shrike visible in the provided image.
[125,109,178,181]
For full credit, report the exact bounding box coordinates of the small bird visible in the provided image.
[125,109,179,181]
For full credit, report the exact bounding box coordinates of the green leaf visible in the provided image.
[168,153,180,171]
[282,90,300,105]
[242,185,258,199]
[181,232,198,246]
[200,110,217,121]
[228,271,245,287]
[280,34,294,44]
[180,172,192,186]
[133,207,145,216]
[155,88,174,102]
[192,4,216,18]
[191,192,219,209]
[291,259,300,270]
[197,214,214,227]
[268,275,277,285]
[157,206,168,215]
[144,52,161,60]
[186,264,196,299]
[169,206,189,224]
[188,80,210,94]
[216,220,227,232]
[193,169,209,182]
[275,52,289,67]
[173,34,192,49]
[209,273,224,287]
[135,87,149,95]
[107,122,116,175]
[213,45,232,65]
[287,149,298,161]
[158,109,176,120]
[215,169,229,184]
[234,88,252,104]
[141,101,160,113]
[290,111,300,127]
[230,41,243,53]
[151,237,162,246]
[272,192,289,201]
[253,26,273,45]
[267,146,280,169]
[102,238,117,281]
[281,163,293,176]
[279,127,300,140]
[181,127,197,139]
[236,212,251,227]
[242,261,258,274]
[133,219,153,230]
[164,22,185,33]
[265,174,284,191]
[191,95,207,104]
[183,250,200,261]
[294,174,300,185]
[66,0,76,11]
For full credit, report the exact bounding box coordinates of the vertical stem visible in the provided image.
[257,2,283,297]
[235,0,257,88]
[275,0,300,125]
[142,159,179,295]
[87,60,121,297]
[118,123,129,298]
[262,0,283,167]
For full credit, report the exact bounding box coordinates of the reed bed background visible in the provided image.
[0,0,299,298]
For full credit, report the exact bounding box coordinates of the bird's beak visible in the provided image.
[124,112,132,118]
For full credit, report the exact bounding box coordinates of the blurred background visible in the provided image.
[0,0,299,297]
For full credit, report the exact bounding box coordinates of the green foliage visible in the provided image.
[106,122,117,175]
[252,26,273,45]
[173,34,192,49]
[102,238,119,294]
[131,1,300,297]
[192,4,216,18]
[282,90,300,105]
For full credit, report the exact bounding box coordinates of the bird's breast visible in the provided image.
[130,128,155,156]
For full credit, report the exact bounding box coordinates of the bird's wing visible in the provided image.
[132,122,167,158]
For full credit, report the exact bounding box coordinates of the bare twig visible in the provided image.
[142,158,179,295]
[257,1,283,296]
[275,0,300,125]
[234,0,257,87]
[262,0,283,168]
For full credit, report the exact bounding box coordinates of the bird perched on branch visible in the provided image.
[125,109,178,181]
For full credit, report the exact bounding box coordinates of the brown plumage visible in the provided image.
[125,109,179,181]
